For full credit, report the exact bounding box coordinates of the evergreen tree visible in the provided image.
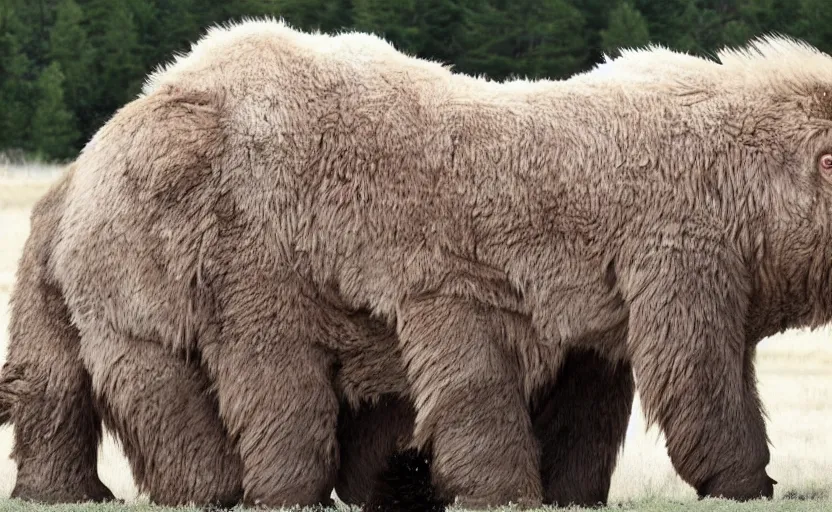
[465,0,587,80]
[688,4,732,51]
[0,4,34,151]
[737,0,799,37]
[10,0,60,68]
[721,19,754,48]
[352,0,419,50]
[82,0,143,133]
[414,0,470,64]
[355,0,474,66]
[632,0,698,51]
[792,0,832,55]
[570,0,621,64]
[674,0,707,52]
[601,2,650,56]
[2,0,832,160]
[129,0,199,74]
[49,0,93,148]
[286,0,353,32]
[31,62,78,159]
[230,0,352,32]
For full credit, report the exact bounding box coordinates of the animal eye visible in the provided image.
[820,154,832,172]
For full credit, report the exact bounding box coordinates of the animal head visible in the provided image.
[717,37,832,331]
[596,37,832,335]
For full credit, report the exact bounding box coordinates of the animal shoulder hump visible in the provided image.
[141,18,317,96]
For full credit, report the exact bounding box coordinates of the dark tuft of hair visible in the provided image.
[364,448,445,512]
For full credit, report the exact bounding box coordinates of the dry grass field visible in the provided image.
[0,167,830,511]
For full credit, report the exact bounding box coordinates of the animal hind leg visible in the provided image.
[4,263,113,503]
[79,324,243,507]
[200,271,340,507]
[534,348,635,507]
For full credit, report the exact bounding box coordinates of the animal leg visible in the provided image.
[200,273,340,507]
[4,258,112,503]
[397,295,542,509]
[626,250,774,500]
[534,348,635,507]
[79,326,243,507]
[695,345,775,499]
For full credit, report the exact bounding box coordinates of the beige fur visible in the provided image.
[2,162,632,508]
[8,20,832,506]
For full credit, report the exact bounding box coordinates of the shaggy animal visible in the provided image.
[1,166,413,505]
[0,41,691,509]
[4,19,830,507]
[3,42,647,506]
[1,176,632,506]
[1,164,633,508]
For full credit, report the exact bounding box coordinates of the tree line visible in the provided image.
[1,0,829,161]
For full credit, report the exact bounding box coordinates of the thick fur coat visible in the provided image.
[2,166,632,508]
[5,20,832,507]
